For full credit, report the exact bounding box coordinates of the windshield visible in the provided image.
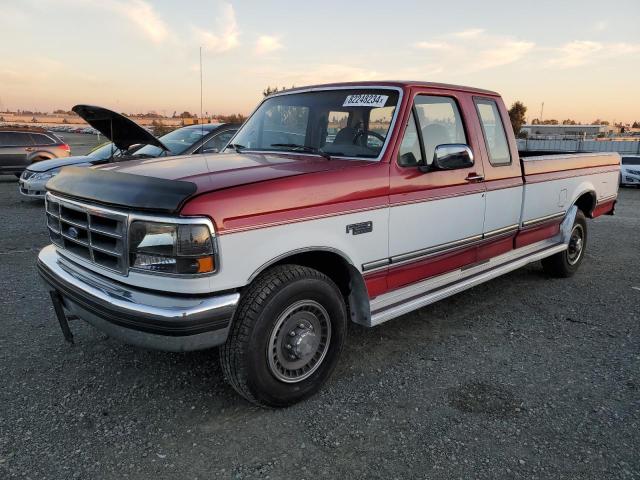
[134,127,212,157]
[228,88,400,159]
[87,142,121,160]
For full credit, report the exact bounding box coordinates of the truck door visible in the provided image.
[472,97,524,260]
[387,90,486,290]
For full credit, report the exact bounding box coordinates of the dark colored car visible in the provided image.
[19,105,239,198]
[0,127,70,176]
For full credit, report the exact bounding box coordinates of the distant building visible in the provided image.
[521,124,612,138]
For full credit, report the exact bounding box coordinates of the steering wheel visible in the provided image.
[353,130,386,149]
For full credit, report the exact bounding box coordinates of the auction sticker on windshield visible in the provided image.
[343,94,389,108]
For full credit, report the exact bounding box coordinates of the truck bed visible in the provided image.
[521,152,620,176]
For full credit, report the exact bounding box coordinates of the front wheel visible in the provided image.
[220,264,347,407]
[542,209,587,277]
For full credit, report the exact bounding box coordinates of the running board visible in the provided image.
[369,242,567,327]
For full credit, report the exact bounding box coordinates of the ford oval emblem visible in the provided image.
[67,227,79,239]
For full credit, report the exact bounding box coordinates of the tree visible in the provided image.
[263,85,295,97]
[179,111,193,118]
[217,113,247,124]
[591,119,609,125]
[508,101,527,135]
[562,119,577,125]
[632,121,640,129]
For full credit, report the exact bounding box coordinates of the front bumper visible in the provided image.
[37,245,240,351]
[19,177,47,198]
[621,173,640,185]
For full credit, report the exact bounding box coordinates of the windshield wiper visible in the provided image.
[227,143,246,154]
[270,143,331,160]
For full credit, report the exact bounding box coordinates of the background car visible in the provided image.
[620,156,640,187]
[0,127,70,177]
[19,104,239,198]
[19,142,137,198]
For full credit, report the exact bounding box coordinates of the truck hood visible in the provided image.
[27,155,95,172]
[47,152,372,213]
[72,104,169,152]
[95,152,370,193]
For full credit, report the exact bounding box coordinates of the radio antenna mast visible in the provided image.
[199,46,205,153]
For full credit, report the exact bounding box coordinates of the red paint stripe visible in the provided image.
[515,222,560,249]
[592,199,616,218]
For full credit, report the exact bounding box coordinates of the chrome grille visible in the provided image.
[45,193,128,274]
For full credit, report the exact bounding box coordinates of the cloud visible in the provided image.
[413,30,534,73]
[470,40,535,70]
[109,0,168,44]
[413,41,450,50]
[252,63,382,86]
[451,28,485,38]
[255,35,283,55]
[547,41,640,68]
[193,3,239,53]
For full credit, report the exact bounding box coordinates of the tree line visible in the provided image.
[508,101,638,136]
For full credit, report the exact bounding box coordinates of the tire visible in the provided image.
[541,209,587,278]
[220,264,347,407]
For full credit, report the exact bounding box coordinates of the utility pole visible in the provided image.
[540,102,544,123]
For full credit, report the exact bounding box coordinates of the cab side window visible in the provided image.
[414,96,466,165]
[0,132,32,146]
[475,99,511,166]
[201,130,236,153]
[30,133,55,145]
[397,111,423,167]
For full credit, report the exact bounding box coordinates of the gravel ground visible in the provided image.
[0,175,638,480]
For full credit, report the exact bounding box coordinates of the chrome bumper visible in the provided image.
[19,178,47,198]
[37,244,240,351]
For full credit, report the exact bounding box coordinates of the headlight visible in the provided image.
[129,221,216,275]
[33,170,59,181]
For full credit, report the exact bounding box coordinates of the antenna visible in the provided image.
[199,46,205,153]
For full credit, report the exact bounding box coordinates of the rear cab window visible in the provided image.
[474,99,511,166]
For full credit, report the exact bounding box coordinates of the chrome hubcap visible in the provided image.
[567,224,584,265]
[267,300,331,383]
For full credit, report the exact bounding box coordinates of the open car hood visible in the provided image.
[72,105,169,152]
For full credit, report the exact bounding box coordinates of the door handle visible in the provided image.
[24,147,34,152]
[465,174,484,182]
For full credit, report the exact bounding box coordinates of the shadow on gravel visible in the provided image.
[448,381,523,417]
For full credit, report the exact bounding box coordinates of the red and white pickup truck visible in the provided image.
[39,81,619,406]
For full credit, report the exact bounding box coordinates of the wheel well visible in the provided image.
[574,191,596,218]
[264,250,371,325]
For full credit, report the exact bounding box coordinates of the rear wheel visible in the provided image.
[542,209,587,277]
[220,264,347,407]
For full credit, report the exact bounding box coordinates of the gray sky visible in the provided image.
[1,0,639,122]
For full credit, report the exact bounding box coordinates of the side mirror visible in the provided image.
[426,144,474,171]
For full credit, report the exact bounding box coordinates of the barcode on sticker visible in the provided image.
[343,94,389,108]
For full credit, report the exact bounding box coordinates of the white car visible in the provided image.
[620,156,640,186]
